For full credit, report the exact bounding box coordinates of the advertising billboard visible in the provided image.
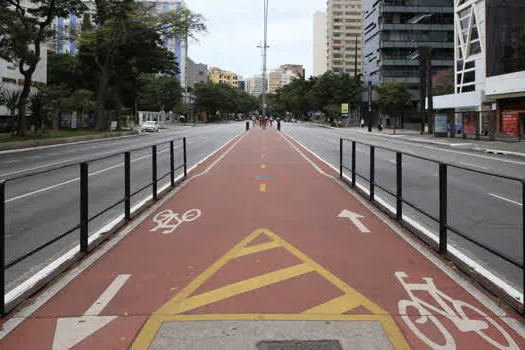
[501,112,519,136]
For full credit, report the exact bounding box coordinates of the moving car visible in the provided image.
[141,120,160,132]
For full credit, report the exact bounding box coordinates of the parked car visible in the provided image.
[141,120,160,132]
[290,118,297,123]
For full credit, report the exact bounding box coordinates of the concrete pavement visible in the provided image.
[1,126,524,349]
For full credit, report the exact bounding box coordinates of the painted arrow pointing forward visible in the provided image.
[52,274,131,350]
[337,209,370,233]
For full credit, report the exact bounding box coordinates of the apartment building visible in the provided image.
[208,67,240,88]
[313,11,328,76]
[245,75,268,96]
[186,58,208,87]
[268,65,303,93]
[326,0,363,76]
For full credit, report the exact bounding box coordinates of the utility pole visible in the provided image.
[261,0,269,117]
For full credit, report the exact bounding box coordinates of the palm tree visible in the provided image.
[2,88,21,136]
[29,91,48,133]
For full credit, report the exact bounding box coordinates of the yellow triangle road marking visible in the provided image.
[131,229,410,350]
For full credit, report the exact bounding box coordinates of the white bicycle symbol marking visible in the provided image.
[150,209,201,234]
[395,271,519,350]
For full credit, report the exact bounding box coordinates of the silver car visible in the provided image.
[140,121,160,132]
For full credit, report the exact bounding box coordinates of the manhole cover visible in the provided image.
[257,340,342,350]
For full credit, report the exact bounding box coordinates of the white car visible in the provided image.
[141,121,160,132]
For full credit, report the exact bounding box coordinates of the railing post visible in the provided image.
[0,181,5,315]
[439,163,448,255]
[339,138,343,179]
[396,152,402,222]
[152,145,157,200]
[183,137,187,178]
[370,146,375,201]
[522,181,525,315]
[170,141,175,187]
[246,121,250,131]
[124,152,131,221]
[80,163,89,254]
[277,120,281,131]
[351,141,356,187]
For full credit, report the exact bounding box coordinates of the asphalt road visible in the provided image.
[283,122,524,294]
[1,122,245,292]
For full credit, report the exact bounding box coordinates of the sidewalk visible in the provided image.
[1,126,524,349]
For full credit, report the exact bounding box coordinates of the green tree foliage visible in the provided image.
[137,74,182,112]
[375,82,412,130]
[0,0,86,136]
[433,68,454,96]
[194,83,258,121]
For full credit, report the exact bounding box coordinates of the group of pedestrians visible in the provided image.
[251,115,274,130]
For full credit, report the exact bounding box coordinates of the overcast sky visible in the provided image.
[186,0,325,79]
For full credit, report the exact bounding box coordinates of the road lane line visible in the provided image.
[260,184,266,192]
[6,148,171,203]
[388,160,396,164]
[460,162,488,170]
[488,193,522,206]
[261,164,266,169]
[1,160,19,164]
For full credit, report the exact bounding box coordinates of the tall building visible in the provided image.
[52,1,188,87]
[313,11,328,76]
[186,58,208,87]
[245,75,269,96]
[326,0,363,76]
[207,67,239,88]
[268,65,303,93]
[434,0,525,138]
[363,0,454,113]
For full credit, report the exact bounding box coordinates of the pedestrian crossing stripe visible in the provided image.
[131,229,410,349]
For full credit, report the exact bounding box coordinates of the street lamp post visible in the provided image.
[260,0,269,117]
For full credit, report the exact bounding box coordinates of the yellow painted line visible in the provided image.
[302,293,364,314]
[166,264,314,315]
[260,164,267,169]
[131,229,410,350]
[261,153,266,159]
[233,241,282,258]
[260,184,266,192]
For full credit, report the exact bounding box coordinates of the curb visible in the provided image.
[0,131,140,154]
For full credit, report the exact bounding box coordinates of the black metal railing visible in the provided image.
[1,137,187,314]
[339,138,525,314]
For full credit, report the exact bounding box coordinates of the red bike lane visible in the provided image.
[1,126,524,349]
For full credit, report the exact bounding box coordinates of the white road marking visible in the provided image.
[1,160,19,164]
[459,162,488,170]
[25,156,41,159]
[488,193,522,206]
[52,274,131,350]
[84,274,130,316]
[388,160,396,164]
[6,148,171,203]
[337,209,370,233]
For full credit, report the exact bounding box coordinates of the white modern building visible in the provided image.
[245,75,269,96]
[313,11,327,76]
[53,0,188,87]
[434,0,525,138]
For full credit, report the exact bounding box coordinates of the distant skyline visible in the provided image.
[186,0,325,78]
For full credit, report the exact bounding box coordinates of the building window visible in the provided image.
[462,84,475,92]
[463,70,475,83]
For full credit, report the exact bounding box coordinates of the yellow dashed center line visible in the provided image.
[261,154,266,159]
[261,164,266,169]
[260,184,266,192]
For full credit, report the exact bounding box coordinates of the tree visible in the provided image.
[77,0,205,129]
[1,88,21,135]
[0,0,86,136]
[375,82,412,133]
[137,74,182,112]
[28,90,48,132]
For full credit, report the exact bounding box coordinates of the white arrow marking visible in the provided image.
[337,209,370,233]
[52,274,131,350]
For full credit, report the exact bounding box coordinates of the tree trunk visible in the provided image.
[97,72,109,130]
[17,72,33,137]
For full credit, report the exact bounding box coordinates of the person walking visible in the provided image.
[252,115,256,128]
[259,115,263,127]
[269,117,273,128]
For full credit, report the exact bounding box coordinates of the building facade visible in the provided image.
[313,11,328,76]
[208,67,240,88]
[52,0,188,87]
[186,58,208,87]
[363,0,455,114]
[434,0,525,138]
[245,75,268,96]
[268,65,303,94]
[326,0,363,76]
